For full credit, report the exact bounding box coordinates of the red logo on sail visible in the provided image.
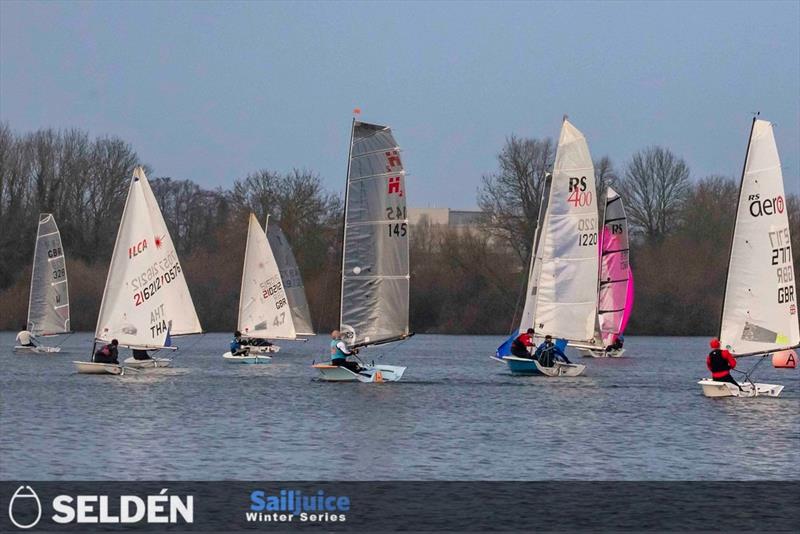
[385,150,402,172]
[388,176,403,197]
[790,304,796,315]
[128,239,147,259]
[154,235,164,248]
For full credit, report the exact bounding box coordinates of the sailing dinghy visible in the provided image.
[73,167,202,374]
[223,213,313,363]
[579,188,634,358]
[14,214,71,354]
[312,119,412,382]
[699,118,799,397]
[494,118,597,376]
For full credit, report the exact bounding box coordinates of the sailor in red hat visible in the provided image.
[706,338,742,390]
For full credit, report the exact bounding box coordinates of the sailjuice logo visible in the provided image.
[8,485,42,529]
[247,489,349,523]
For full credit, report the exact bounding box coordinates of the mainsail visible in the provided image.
[266,219,314,336]
[719,118,799,355]
[340,120,410,347]
[94,167,202,348]
[238,213,297,340]
[27,214,70,335]
[522,118,599,343]
[597,187,634,346]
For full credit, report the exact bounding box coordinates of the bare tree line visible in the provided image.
[1,123,797,335]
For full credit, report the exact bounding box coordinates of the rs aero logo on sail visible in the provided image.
[8,485,42,529]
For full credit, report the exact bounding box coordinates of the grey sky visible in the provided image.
[1,0,798,207]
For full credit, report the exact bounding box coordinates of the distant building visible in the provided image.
[408,208,483,229]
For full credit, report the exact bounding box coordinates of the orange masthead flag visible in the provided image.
[353,107,361,115]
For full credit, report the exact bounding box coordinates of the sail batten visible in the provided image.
[27,214,70,336]
[339,120,410,347]
[94,167,201,348]
[596,187,634,346]
[719,119,799,355]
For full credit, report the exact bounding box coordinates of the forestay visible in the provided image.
[27,214,70,335]
[527,119,599,342]
[720,119,799,355]
[94,167,201,348]
[597,188,634,346]
[340,120,410,347]
[238,213,297,340]
[266,220,314,336]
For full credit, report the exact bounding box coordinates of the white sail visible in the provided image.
[526,118,599,342]
[238,213,297,340]
[27,214,70,335]
[266,219,314,336]
[720,119,799,355]
[94,167,201,348]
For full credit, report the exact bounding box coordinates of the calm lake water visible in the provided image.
[1,333,797,481]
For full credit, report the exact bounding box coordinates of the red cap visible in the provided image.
[710,338,721,349]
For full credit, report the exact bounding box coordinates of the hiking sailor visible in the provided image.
[330,330,364,374]
[16,325,37,348]
[706,338,743,391]
[511,328,537,359]
[94,339,119,364]
[534,335,572,367]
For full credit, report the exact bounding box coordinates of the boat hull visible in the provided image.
[578,348,625,358]
[122,357,172,369]
[73,361,123,375]
[312,363,406,382]
[223,352,272,364]
[503,356,586,376]
[247,345,280,354]
[14,345,61,354]
[698,378,783,398]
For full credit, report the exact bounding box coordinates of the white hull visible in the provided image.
[534,360,587,377]
[223,352,272,364]
[698,378,783,398]
[72,361,123,375]
[312,363,406,382]
[122,357,172,369]
[578,348,625,358]
[14,345,61,354]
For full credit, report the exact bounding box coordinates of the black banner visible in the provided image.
[1,481,797,532]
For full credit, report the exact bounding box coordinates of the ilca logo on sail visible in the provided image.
[8,485,42,529]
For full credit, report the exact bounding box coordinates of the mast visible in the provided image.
[338,118,356,334]
[717,117,756,343]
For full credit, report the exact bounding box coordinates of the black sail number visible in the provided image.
[387,222,407,237]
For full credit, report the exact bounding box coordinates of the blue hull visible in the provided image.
[505,358,542,375]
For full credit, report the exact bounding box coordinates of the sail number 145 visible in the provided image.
[388,223,407,237]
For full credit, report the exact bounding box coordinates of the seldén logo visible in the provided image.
[8,486,42,529]
[248,489,349,523]
[6,485,193,529]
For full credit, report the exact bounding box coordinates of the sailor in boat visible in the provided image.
[94,339,119,364]
[330,330,364,374]
[132,349,152,361]
[511,328,537,359]
[534,335,572,367]
[706,338,742,391]
[230,331,249,356]
[605,335,624,353]
[15,325,38,348]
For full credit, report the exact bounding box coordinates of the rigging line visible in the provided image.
[55,331,75,348]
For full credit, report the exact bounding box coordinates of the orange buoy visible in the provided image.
[773,350,797,369]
